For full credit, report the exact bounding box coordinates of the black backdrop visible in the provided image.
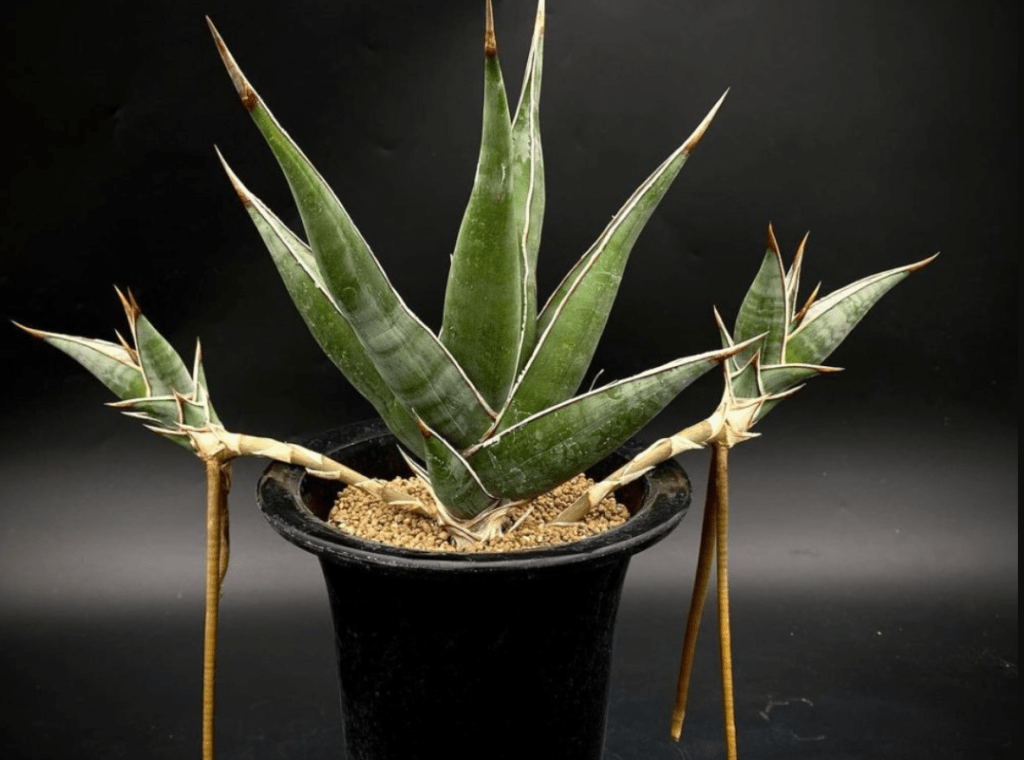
[1,1,1016,758]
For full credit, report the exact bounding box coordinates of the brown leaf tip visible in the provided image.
[793,281,821,325]
[11,320,46,340]
[766,222,781,257]
[796,230,810,255]
[907,252,941,273]
[484,0,498,57]
[207,16,260,112]
[214,147,253,208]
[681,89,728,156]
[114,286,142,325]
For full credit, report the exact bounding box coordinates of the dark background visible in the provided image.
[1,1,1016,758]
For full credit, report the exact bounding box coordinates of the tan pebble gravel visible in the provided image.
[327,474,630,553]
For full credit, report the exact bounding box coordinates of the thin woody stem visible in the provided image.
[202,457,230,760]
[714,444,738,760]
[670,450,719,740]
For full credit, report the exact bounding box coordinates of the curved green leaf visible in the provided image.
[510,0,546,364]
[219,153,423,458]
[209,20,494,450]
[15,325,146,401]
[469,344,742,499]
[440,2,523,408]
[501,93,727,430]
[785,253,938,365]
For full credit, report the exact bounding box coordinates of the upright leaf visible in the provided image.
[733,224,788,367]
[712,305,736,351]
[729,353,761,399]
[134,315,195,398]
[440,0,524,408]
[785,253,938,365]
[510,0,546,364]
[209,19,494,449]
[498,93,728,430]
[420,421,497,519]
[191,342,221,426]
[785,232,809,319]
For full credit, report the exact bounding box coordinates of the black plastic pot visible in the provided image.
[257,419,691,760]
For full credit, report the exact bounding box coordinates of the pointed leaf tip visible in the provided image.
[11,320,45,340]
[114,286,141,325]
[681,90,728,155]
[792,280,821,325]
[207,17,259,111]
[785,252,938,365]
[789,231,809,280]
[484,0,497,57]
[215,148,254,208]
[908,252,940,272]
[766,222,781,256]
[795,231,810,258]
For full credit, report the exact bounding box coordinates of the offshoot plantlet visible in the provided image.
[16,2,935,758]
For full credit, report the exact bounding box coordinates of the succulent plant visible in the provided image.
[15,2,938,758]
[207,1,743,526]
[551,225,937,755]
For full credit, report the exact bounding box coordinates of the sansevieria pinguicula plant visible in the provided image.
[204,2,744,533]
[15,2,936,759]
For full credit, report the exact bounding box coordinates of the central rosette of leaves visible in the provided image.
[209,4,737,520]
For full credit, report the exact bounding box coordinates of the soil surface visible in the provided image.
[327,474,629,553]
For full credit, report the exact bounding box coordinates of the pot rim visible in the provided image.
[256,419,691,575]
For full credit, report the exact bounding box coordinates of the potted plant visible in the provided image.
[14,2,935,759]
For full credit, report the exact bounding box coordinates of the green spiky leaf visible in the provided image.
[440,2,524,408]
[219,153,424,458]
[133,314,194,399]
[510,0,546,363]
[498,93,728,430]
[734,225,788,367]
[470,343,745,499]
[420,421,496,519]
[15,325,146,401]
[784,232,808,318]
[191,344,221,426]
[785,253,939,365]
[209,19,495,450]
[729,353,760,399]
[18,296,219,453]
[758,362,841,395]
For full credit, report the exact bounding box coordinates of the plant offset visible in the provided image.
[16,2,936,759]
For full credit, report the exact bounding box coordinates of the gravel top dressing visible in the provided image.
[328,474,629,553]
